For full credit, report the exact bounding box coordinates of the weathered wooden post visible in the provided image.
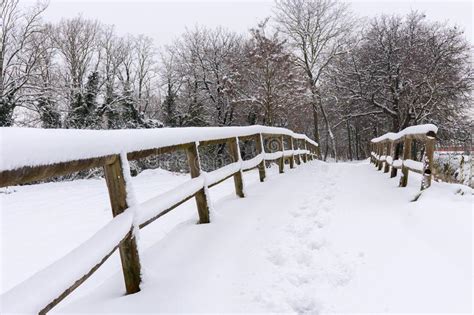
[384,142,392,173]
[399,137,412,187]
[308,144,314,160]
[103,155,141,294]
[420,137,435,190]
[289,136,295,168]
[377,143,384,171]
[278,135,285,173]
[373,143,377,165]
[186,143,210,223]
[294,138,301,165]
[374,143,380,168]
[301,140,307,163]
[390,142,401,178]
[254,133,266,182]
[227,137,245,197]
[304,140,309,162]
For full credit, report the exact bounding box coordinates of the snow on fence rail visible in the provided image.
[0,125,319,314]
[369,124,437,190]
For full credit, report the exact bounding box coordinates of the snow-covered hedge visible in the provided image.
[0,126,318,172]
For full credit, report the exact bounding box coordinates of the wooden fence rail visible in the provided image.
[369,124,438,191]
[0,126,319,314]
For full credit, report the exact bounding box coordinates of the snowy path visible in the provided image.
[1,160,472,313]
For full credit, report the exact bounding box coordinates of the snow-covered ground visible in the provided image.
[1,160,472,313]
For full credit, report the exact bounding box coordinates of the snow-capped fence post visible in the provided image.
[390,142,401,178]
[278,135,285,173]
[289,136,295,168]
[373,143,377,165]
[254,133,266,182]
[420,137,435,190]
[384,142,392,173]
[227,137,245,198]
[377,144,384,171]
[303,140,309,162]
[103,155,142,295]
[374,143,380,168]
[185,143,210,224]
[370,143,374,164]
[298,139,307,163]
[294,137,301,165]
[399,137,412,187]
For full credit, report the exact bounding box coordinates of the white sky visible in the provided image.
[25,0,473,46]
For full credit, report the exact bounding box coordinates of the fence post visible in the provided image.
[289,136,295,168]
[186,143,210,223]
[390,142,401,178]
[227,137,245,197]
[103,155,141,294]
[308,144,313,160]
[377,143,384,171]
[294,138,301,165]
[372,143,376,164]
[254,133,266,182]
[374,143,380,168]
[369,143,373,164]
[399,137,412,187]
[384,142,391,173]
[278,135,285,173]
[304,140,309,162]
[374,143,377,164]
[301,140,308,163]
[420,138,435,190]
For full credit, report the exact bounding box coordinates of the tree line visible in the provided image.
[1,0,472,160]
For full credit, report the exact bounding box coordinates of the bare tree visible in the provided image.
[159,46,183,126]
[134,35,157,114]
[229,20,307,128]
[31,23,62,128]
[53,16,100,127]
[173,26,242,126]
[325,11,472,160]
[275,0,355,158]
[0,0,48,126]
[339,13,472,133]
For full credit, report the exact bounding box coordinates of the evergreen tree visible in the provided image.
[37,96,61,128]
[162,84,177,126]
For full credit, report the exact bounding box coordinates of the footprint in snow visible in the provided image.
[306,238,326,251]
[323,194,333,201]
[290,208,303,217]
[295,250,314,267]
[266,248,287,267]
[299,203,309,210]
[320,204,332,212]
[287,293,322,315]
[313,215,329,228]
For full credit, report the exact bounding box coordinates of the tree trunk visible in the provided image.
[312,103,320,144]
[347,120,353,161]
[318,98,336,161]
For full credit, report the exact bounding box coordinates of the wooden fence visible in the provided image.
[0,126,319,314]
[369,124,438,191]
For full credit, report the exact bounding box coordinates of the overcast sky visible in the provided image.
[25,0,473,46]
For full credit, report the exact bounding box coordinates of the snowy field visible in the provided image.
[1,160,472,313]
